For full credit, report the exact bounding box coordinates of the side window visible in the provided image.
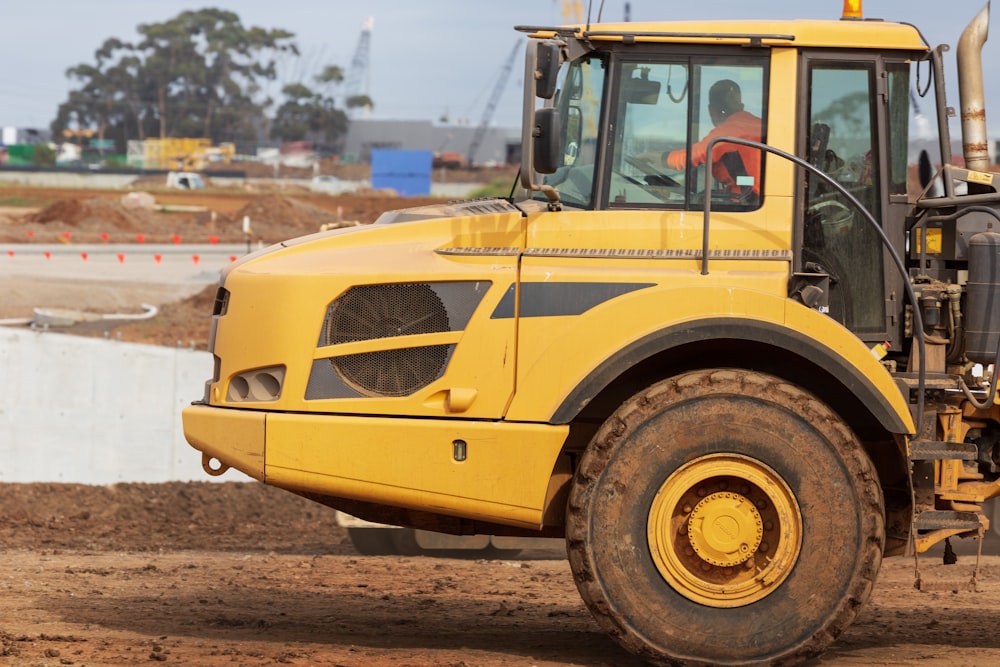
[540,56,606,208]
[608,57,766,211]
[886,63,910,196]
[609,62,689,205]
[803,64,885,333]
[686,63,766,210]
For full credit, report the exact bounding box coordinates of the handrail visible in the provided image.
[702,136,927,429]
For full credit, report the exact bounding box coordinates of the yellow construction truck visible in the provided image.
[184,1,1000,663]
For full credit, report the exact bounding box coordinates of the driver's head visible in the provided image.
[708,79,744,126]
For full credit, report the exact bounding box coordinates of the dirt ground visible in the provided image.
[4,178,1000,666]
[1,482,1000,666]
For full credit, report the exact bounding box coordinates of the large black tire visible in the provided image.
[566,369,884,666]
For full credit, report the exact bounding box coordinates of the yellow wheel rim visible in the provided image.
[647,453,802,608]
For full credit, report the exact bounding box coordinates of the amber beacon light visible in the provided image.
[842,0,863,18]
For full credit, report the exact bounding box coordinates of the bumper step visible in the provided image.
[909,440,977,461]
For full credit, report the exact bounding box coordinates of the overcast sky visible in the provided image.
[0,1,996,136]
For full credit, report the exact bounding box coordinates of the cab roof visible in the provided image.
[520,19,929,53]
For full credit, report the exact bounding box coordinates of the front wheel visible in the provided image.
[566,369,884,666]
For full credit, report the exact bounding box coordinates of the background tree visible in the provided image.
[55,39,145,150]
[135,8,297,140]
[270,66,350,150]
[50,8,360,152]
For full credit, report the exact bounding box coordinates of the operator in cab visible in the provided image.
[665,79,762,197]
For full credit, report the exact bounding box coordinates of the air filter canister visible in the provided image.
[965,230,1000,363]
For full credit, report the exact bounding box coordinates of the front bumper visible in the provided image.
[182,404,569,529]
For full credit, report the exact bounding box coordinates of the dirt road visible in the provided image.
[0,483,998,667]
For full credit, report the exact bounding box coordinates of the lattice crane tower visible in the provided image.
[467,40,521,166]
[344,16,374,119]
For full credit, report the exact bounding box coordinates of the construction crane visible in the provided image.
[343,17,373,119]
[467,40,520,166]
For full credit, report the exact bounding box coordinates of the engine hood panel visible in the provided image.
[374,198,521,225]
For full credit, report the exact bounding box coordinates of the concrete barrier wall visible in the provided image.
[0,326,241,483]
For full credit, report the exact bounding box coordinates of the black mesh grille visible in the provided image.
[324,284,451,396]
[332,345,452,397]
[325,284,449,345]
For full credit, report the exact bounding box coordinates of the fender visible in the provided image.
[550,311,913,434]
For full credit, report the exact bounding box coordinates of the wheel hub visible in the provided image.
[647,453,802,608]
[687,491,763,567]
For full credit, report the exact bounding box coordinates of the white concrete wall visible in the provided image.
[0,326,241,483]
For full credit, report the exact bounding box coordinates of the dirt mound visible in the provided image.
[229,194,348,235]
[27,197,159,231]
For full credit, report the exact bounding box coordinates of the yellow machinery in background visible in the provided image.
[133,138,234,171]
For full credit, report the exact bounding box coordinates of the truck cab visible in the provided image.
[184,4,1000,665]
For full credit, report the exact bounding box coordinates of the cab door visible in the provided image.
[798,55,910,348]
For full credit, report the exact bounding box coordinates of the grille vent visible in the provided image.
[324,284,451,396]
[331,346,452,397]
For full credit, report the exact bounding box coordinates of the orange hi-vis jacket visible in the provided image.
[667,110,762,195]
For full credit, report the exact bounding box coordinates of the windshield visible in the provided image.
[535,55,607,208]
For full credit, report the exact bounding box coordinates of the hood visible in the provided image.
[374,198,521,225]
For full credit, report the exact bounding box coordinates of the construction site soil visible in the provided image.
[2,179,1000,666]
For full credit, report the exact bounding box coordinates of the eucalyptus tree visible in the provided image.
[53,8,309,148]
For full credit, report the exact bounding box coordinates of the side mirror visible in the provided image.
[533,108,562,174]
[535,42,561,99]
